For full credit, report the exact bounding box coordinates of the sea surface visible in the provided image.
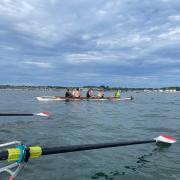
[0,90,180,180]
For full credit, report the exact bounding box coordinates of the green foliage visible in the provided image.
[0,85,179,91]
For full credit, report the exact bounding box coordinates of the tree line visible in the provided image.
[0,85,179,91]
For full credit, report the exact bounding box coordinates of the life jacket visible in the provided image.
[115,90,121,97]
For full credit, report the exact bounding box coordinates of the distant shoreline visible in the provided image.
[0,85,179,92]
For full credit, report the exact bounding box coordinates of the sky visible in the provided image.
[0,0,180,87]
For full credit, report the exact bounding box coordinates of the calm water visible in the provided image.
[0,90,180,180]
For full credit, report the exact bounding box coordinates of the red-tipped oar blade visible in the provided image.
[154,134,176,144]
[35,112,50,117]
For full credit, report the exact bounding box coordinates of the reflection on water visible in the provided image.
[91,171,125,180]
[91,144,172,179]
[156,142,172,148]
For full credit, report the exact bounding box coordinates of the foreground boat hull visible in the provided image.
[36,96,134,101]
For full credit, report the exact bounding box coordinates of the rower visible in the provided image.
[97,89,104,98]
[65,88,72,97]
[86,88,93,98]
[130,96,134,100]
[74,88,81,98]
[114,90,121,98]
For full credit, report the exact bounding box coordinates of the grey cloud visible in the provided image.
[0,0,180,86]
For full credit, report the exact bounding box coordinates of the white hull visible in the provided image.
[36,96,134,101]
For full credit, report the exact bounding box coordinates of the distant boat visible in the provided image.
[36,96,134,101]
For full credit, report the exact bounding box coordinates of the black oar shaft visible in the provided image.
[42,140,155,155]
[0,114,33,116]
[0,151,8,160]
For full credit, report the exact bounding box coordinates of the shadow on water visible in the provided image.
[91,143,172,180]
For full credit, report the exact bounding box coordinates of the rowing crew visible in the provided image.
[65,88,81,98]
[65,88,121,98]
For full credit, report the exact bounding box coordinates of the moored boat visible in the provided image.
[36,96,134,101]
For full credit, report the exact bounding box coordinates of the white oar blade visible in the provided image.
[154,134,176,144]
[35,112,50,117]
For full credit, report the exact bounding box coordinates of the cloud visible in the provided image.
[65,51,138,66]
[158,27,180,40]
[168,14,180,21]
[0,0,180,86]
[23,61,53,68]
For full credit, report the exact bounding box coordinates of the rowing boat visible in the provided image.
[36,96,134,101]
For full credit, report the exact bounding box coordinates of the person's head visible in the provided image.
[76,88,79,91]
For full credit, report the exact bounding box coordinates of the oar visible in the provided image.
[38,134,177,156]
[0,112,49,117]
[0,134,176,180]
[0,134,176,161]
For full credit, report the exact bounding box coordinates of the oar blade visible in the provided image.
[154,134,176,144]
[35,112,50,117]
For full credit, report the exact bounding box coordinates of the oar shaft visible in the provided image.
[0,151,8,160]
[0,114,33,116]
[42,140,155,155]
